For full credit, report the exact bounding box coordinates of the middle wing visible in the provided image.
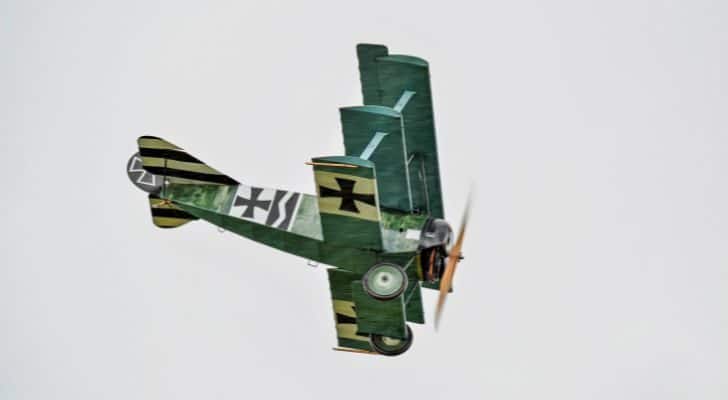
[339,106,413,214]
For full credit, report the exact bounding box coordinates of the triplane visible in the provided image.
[127,44,470,356]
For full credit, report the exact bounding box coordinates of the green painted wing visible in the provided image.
[327,268,374,352]
[352,283,407,339]
[326,263,423,352]
[339,106,413,213]
[326,251,424,352]
[355,44,445,218]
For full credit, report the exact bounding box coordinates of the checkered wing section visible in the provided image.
[312,156,383,251]
[327,268,373,352]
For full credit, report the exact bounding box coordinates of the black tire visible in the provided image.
[362,263,408,300]
[370,325,414,356]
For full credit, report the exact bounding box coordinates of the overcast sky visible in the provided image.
[2,1,726,399]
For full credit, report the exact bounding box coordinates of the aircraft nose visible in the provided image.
[419,218,453,249]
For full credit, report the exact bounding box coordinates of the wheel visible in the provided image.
[362,263,408,300]
[370,325,414,356]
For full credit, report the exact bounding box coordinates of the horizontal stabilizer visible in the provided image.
[148,194,198,228]
[137,136,238,186]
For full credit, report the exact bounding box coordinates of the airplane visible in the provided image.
[126,43,470,356]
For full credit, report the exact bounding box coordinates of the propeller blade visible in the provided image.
[434,195,471,330]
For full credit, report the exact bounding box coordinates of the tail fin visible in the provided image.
[148,194,198,228]
[137,136,238,185]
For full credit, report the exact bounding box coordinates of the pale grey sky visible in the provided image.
[1,1,726,399]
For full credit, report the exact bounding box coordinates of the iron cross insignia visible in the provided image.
[126,153,162,193]
[234,187,271,218]
[319,178,376,213]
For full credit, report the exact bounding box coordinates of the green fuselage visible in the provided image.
[162,181,429,275]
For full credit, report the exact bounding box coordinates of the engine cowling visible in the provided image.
[418,218,453,249]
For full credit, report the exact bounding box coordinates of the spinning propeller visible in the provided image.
[434,194,472,330]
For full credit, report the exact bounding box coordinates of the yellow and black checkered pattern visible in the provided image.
[332,299,371,344]
[315,170,379,222]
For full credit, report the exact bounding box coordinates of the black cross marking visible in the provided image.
[319,178,376,213]
[234,187,271,218]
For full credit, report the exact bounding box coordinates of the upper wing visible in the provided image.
[337,44,445,218]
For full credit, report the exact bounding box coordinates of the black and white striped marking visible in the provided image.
[230,185,302,231]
